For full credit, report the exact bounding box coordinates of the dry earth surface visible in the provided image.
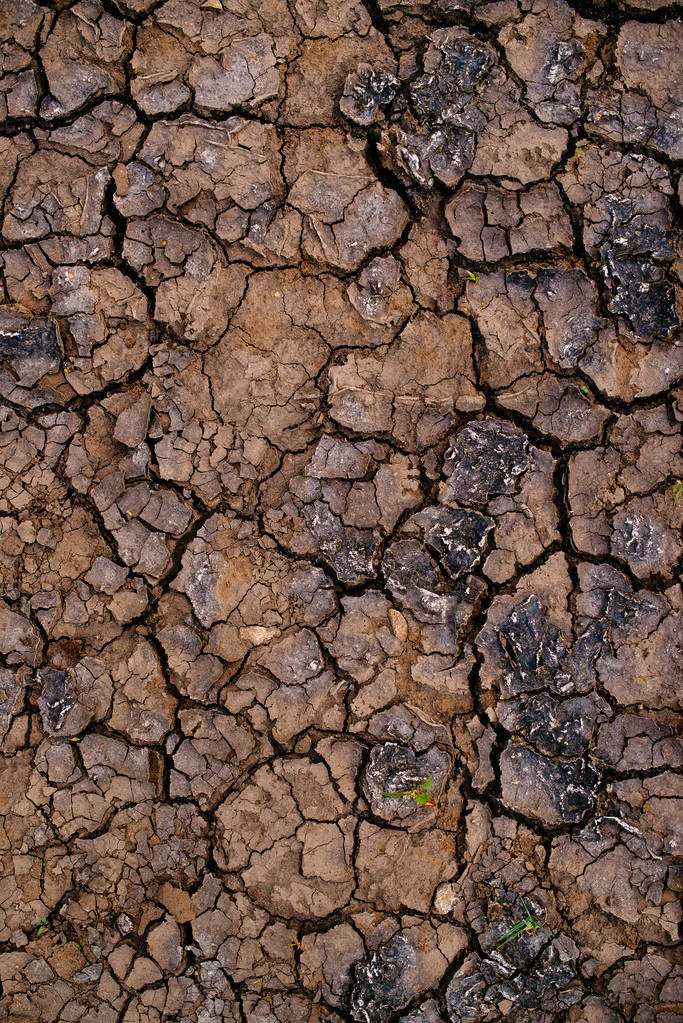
[0,0,682,1021]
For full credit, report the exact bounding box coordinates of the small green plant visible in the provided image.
[497,896,549,949]
[464,271,480,283]
[674,479,682,504]
[36,915,48,937]
[573,146,583,163]
[381,775,436,807]
[579,383,590,396]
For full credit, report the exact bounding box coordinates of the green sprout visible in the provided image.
[497,896,549,949]
[674,479,682,504]
[36,915,48,937]
[464,271,480,283]
[573,147,583,163]
[381,775,436,807]
[579,383,590,396]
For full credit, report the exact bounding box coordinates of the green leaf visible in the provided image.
[579,384,589,396]
[674,481,682,504]
[497,923,525,947]
[382,776,435,806]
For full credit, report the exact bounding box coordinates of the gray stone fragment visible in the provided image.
[347,256,412,326]
[37,667,75,733]
[187,35,278,114]
[351,935,421,1023]
[340,64,398,126]
[409,506,494,578]
[362,741,450,824]
[2,70,38,118]
[527,377,611,445]
[607,251,679,340]
[368,706,453,750]
[303,182,408,272]
[488,594,602,698]
[498,692,611,756]
[91,471,126,512]
[382,539,486,627]
[136,530,172,579]
[391,126,475,189]
[0,308,61,388]
[0,669,22,740]
[36,659,112,736]
[500,742,600,826]
[446,938,581,1023]
[441,419,529,507]
[282,565,336,627]
[610,509,682,579]
[411,29,496,127]
[304,501,377,585]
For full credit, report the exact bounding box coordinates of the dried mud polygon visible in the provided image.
[0,1,682,1022]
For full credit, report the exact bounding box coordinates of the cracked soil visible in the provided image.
[0,0,682,1021]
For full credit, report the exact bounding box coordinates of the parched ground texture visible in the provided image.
[0,0,682,1021]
